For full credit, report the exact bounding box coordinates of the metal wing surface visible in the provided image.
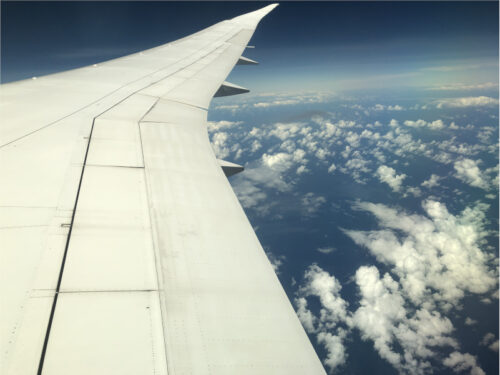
[0,4,326,374]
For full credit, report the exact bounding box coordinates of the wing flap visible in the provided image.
[140,117,325,373]
[41,291,168,375]
[59,165,157,292]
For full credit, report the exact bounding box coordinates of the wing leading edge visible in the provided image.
[0,4,326,374]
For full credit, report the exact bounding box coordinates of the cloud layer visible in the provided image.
[296,199,497,374]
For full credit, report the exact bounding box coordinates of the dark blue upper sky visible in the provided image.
[2,1,498,92]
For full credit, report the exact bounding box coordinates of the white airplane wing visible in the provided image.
[0,4,326,374]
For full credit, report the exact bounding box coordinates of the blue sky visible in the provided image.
[2,1,498,92]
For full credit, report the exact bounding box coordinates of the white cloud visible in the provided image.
[315,148,330,160]
[212,91,335,112]
[352,266,406,369]
[295,297,317,333]
[421,174,442,188]
[317,331,348,371]
[405,186,422,198]
[388,105,403,111]
[207,120,242,131]
[210,132,230,159]
[297,263,461,374]
[353,265,461,374]
[249,92,334,109]
[464,317,477,326]
[477,126,495,144]
[489,341,499,352]
[428,119,445,130]
[232,154,296,213]
[344,200,497,306]
[346,157,370,172]
[293,196,497,375]
[422,62,497,72]
[302,193,326,216]
[262,152,294,171]
[403,119,445,130]
[443,352,485,375]
[389,119,399,127]
[453,158,490,190]
[403,119,427,128]
[296,165,308,175]
[265,251,285,275]
[250,139,262,153]
[231,147,309,215]
[376,165,406,192]
[428,82,498,91]
[299,265,350,324]
[231,178,270,212]
[213,104,240,111]
[269,122,304,140]
[295,264,350,372]
[317,246,336,254]
[372,104,404,111]
[254,100,298,108]
[328,163,337,174]
[436,96,498,108]
[480,332,499,352]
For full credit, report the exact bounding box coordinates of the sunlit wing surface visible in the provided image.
[0,4,326,374]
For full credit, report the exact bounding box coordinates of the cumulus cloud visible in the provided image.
[375,165,407,192]
[344,200,497,306]
[212,93,497,222]
[476,126,496,144]
[268,122,304,140]
[453,158,491,190]
[352,266,407,368]
[295,261,473,374]
[443,352,485,375]
[436,96,498,108]
[232,148,310,215]
[295,264,351,372]
[372,104,404,111]
[480,332,499,352]
[489,341,499,352]
[317,331,348,370]
[403,119,445,130]
[295,297,317,333]
[294,199,497,374]
[327,163,337,174]
[421,174,442,188]
[353,266,459,374]
[210,132,231,159]
[302,192,326,216]
[262,152,295,171]
[464,317,477,326]
[265,251,285,274]
[250,139,262,153]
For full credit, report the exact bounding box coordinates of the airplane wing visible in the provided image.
[0,4,326,374]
